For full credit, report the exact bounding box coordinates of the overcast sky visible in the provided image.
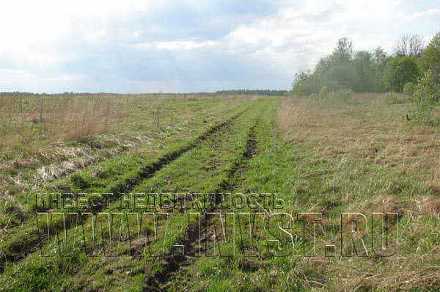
[0,0,439,93]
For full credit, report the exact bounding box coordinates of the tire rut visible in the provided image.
[144,123,258,291]
[0,110,247,272]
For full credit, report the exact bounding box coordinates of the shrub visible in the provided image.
[414,70,439,104]
[411,70,440,125]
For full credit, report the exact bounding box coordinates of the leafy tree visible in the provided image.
[292,72,319,96]
[420,33,440,85]
[372,47,389,91]
[292,38,384,94]
[384,56,420,92]
[321,63,358,90]
[291,34,436,96]
[373,47,388,65]
[353,51,375,91]
[317,38,358,90]
[411,70,440,124]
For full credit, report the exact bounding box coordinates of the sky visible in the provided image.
[0,0,439,93]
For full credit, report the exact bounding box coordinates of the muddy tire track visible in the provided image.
[0,110,247,272]
[144,124,258,291]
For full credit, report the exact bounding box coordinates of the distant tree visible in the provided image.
[372,47,389,91]
[373,47,388,65]
[353,51,375,92]
[384,56,420,92]
[290,35,433,95]
[420,32,440,85]
[318,38,358,90]
[333,37,353,63]
[321,63,358,90]
[395,34,424,57]
[216,89,287,96]
[292,71,319,96]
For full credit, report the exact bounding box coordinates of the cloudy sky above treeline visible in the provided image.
[0,0,439,93]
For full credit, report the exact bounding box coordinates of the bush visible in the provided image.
[403,82,416,96]
[414,70,439,104]
[384,56,420,92]
[411,70,440,125]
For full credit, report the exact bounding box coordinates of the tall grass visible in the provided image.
[311,87,354,104]
[0,94,127,152]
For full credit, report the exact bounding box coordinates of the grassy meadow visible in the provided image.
[0,92,439,290]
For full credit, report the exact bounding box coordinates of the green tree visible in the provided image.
[318,38,358,90]
[384,56,420,92]
[353,51,375,92]
[372,47,388,91]
[420,32,440,85]
[292,72,319,96]
[321,63,358,90]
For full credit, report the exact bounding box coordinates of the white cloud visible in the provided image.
[0,1,153,66]
[0,1,144,44]
[410,8,440,19]
[217,0,437,75]
[0,0,438,92]
[0,68,86,92]
[133,40,218,51]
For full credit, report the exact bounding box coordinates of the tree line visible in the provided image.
[292,33,440,98]
[216,89,288,96]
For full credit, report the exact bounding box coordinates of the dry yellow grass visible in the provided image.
[278,94,440,290]
[279,94,440,194]
[0,94,127,151]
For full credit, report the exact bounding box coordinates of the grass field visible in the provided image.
[0,93,440,290]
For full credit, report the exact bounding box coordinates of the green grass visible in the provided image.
[1,94,440,291]
[164,97,306,291]
[0,99,266,291]
[0,95,250,225]
[162,95,440,291]
[0,103,249,271]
